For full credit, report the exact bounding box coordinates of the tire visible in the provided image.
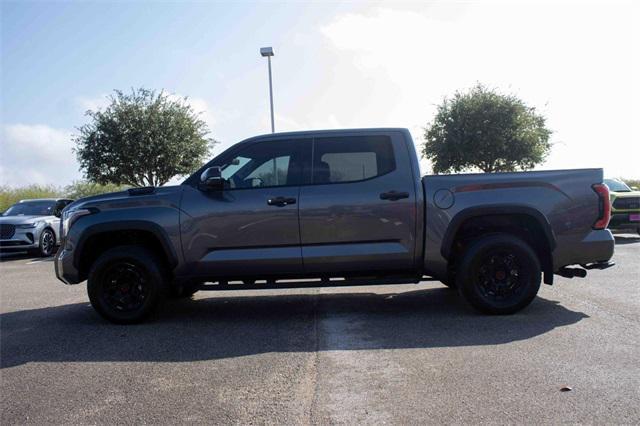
[87,246,166,324]
[38,228,56,257]
[456,233,541,315]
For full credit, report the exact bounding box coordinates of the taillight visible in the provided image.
[592,183,611,230]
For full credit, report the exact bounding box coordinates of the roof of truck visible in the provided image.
[240,127,411,144]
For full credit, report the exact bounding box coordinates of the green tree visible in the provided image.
[423,84,552,173]
[74,88,215,187]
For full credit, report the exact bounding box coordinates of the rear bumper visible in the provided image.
[580,229,615,263]
[555,229,615,271]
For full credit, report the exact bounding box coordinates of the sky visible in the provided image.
[1,0,638,187]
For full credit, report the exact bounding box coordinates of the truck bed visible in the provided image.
[421,168,613,281]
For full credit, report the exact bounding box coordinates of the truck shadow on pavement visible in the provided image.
[1,287,588,368]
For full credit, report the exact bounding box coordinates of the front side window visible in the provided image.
[219,139,306,189]
[312,136,395,184]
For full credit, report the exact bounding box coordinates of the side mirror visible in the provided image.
[200,167,225,191]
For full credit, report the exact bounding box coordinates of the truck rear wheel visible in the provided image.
[87,246,166,324]
[456,234,541,315]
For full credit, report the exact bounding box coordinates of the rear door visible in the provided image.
[298,131,418,275]
[180,138,311,277]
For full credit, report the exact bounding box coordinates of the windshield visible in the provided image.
[2,201,56,216]
[604,179,631,192]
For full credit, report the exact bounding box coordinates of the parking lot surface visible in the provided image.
[1,234,639,424]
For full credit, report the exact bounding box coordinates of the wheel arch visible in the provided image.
[441,205,556,284]
[74,221,178,281]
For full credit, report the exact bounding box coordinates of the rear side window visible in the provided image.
[312,136,395,184]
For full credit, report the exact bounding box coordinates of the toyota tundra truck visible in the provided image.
[55,128,615,323]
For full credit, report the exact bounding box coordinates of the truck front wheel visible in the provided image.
[87,246,166,324]
[456,234,541,315]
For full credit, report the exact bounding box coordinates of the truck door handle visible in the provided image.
[267,197,296,207]
[380,191,409,201]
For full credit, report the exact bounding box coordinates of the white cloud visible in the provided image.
[319,4,639,177]
[75,94,110,113]
[0,124,81,187]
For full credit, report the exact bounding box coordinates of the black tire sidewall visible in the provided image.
[87,246,165,324]
[456,234,541,315]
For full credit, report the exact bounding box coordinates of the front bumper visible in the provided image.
[608,212,640,229]
[0,228,39,251]
[55,247,81,284]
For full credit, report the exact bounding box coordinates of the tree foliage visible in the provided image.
[74,88,215,186]
[64,180,128,200]
[0,185,61,212]
[423,84,552,173]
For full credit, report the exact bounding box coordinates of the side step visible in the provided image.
[196,276,435,291]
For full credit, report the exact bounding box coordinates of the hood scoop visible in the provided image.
[128,186,156,196]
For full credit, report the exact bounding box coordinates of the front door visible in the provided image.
[298,132,418,275]
[180,138,310,278]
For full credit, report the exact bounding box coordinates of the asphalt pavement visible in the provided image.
[1,234,639,424]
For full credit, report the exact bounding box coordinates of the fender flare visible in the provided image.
[440,204,557,260]
[74,220,179,269]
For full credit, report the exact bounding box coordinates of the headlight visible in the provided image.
[15,222,42,229]
[61,208,93,239]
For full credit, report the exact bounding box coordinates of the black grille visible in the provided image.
[0,224,16,239]
[613,197,640,210]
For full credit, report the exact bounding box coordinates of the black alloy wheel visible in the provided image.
[88,246,165,324]
[456,234,541,315]
[101,262,150,313]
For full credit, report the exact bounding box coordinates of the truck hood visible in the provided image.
[67,185,183,210]
[0,215,55,225]
[610,190,640,198]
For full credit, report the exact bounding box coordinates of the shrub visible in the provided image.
[0,185,62,213]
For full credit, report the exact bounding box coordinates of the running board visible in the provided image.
[196,276,435,291]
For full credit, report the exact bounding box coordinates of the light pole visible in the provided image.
[260,46,275,133]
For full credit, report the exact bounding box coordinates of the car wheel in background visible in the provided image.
[38,228,56,257]
[87,245,166,324]
[456,233,541,315]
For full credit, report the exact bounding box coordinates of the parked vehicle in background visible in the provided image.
[55,128,615,324]
[604,178,640,235]
[0,198,74,257]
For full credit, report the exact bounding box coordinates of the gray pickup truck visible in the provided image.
[55,128,615,323]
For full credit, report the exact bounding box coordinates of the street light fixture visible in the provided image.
[260,46,275,133]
